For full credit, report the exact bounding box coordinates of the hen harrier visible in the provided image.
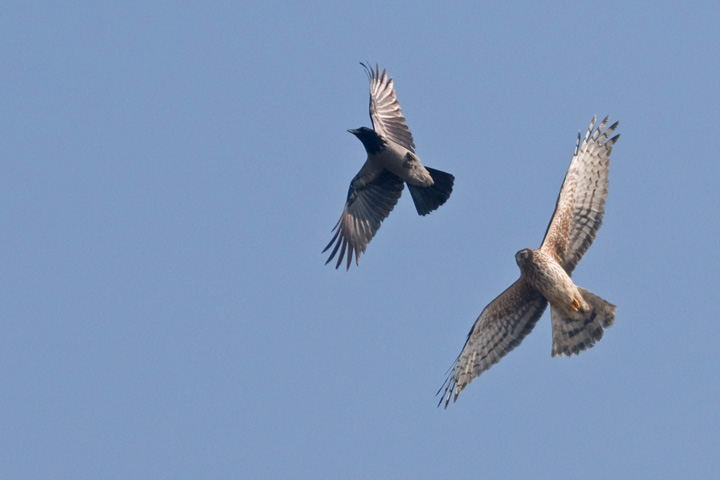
[439,116,620,407]
[323,63,454,270]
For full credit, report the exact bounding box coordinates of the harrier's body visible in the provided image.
[516,249,586,319]
[439,116,620,407]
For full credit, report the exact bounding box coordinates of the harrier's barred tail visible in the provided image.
[550,287,615,357]
[407,167,454,216]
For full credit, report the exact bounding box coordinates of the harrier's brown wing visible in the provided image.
[540,116,619,273]
[439,279,548,407]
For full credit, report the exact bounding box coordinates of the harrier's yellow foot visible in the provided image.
[570,297,582,312]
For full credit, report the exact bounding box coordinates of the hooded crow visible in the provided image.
[323,63,454,269]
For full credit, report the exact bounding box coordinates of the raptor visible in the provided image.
[439,116,620,407]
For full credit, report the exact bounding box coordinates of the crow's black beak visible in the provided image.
[347,128,360,136]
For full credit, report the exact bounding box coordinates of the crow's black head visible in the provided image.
[348,127,386,155]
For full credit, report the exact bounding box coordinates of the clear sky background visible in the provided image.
[2,1,719,479]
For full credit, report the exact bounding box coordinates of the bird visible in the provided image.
[438,116,620,408]
[323,63,455,270]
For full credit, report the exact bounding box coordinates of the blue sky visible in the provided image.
[2,1,719,478]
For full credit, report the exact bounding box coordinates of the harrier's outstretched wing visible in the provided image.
[540,116,619,273]
[438,279,547,407]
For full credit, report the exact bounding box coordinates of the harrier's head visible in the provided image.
[515,248,533,268]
